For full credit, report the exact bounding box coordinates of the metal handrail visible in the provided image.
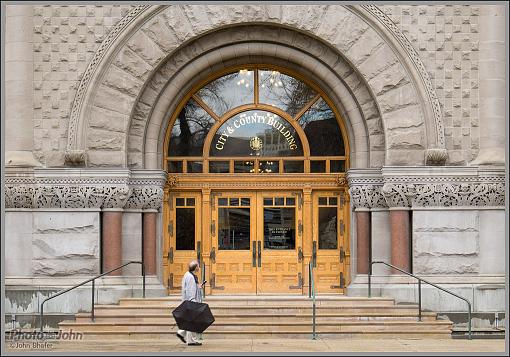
[368,260,472,340]
[40,261,145,332]
[201,261,206,299]
[308,260,317,340]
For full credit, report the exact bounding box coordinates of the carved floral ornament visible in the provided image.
[349,182,505,209]
[5,183,163,210]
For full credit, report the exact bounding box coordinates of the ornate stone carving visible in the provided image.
[167,175,179,188]
[413,183,505,207]
[425,148,448,166]
[349,186,386,209]
[64,150,88,167]
[125,186,164,210]
[382,183,417,208]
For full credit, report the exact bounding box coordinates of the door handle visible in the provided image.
[298,247,304,262]
[252,241,257,267]
[168,247,174,264]
[257,241,261,267]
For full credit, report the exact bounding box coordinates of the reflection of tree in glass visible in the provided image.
[197,72,254,116]
[259,71,317,117]
[169,99,215,156]
[299,99,344,156]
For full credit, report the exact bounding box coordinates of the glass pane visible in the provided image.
[229,198,239,206]
[186,198,195,206]
[218,208,251,250]
[209,161,230,173]
[176,198,185,206]
[210,110,303,157]
[264,207,295,250]
[168,99,215,156]
[263,198,273,206]
[176,208,195,250]
[258,69,317,117]
[241,198,250,206]
[299,98,344,156]
[329,197,338,206]
[318,207,337,249]
[196,70,254,117]
[258,160,279,174]
[274,197,285,206]
[330,160,345,173]
[168,161,183,173]
[318,197,327,206]
[283,161,304,173]
[286,197,295,206]
[311,160,326,173]
[187,161,203,173]
[234,161,255,173]
[218,198,228,206]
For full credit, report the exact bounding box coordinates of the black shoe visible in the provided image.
[176,333,186,344]
[187,342,202,346]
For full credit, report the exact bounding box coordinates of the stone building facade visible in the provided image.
[3,4,506,328]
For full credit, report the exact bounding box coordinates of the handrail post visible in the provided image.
[368,261,372,298]
[142,262,146,298]
[308,262,311,298]
[39,302,44,333]
[467,302,472,340]
[91,280,95,322]
[418,279,422,322]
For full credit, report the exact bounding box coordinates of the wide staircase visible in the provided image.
[58,295,453,339]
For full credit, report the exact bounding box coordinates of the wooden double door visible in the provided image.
[164,190,349,295]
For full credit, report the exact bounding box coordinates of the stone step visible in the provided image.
[75,312,438,323]
[93,305,423,315]
[118,296,396,307]
[59,320,452,333]
[66,330,452,340]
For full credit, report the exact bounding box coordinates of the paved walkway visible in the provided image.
[4,337,506,353]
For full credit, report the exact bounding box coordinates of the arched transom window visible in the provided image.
[165,66,347,174]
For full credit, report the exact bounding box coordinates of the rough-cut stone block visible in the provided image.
[87,129,125,151]
[316,6,351,43]
[162,6,195,42]
[414,255,479,274]
[415,232,479,256]
[346,28,384,66]
[93,85,135,115]
[87,150,124,167]
[358,44,399,80]
[89,106,127,133]
[478,210,505,274]
[332,11,369,53]
[142,16,179,53]
[204,5,245,27]
[369,61,410,95]
[33,259,99,276]
[387,128,425,149]
[33,212,99,233]
[384,105,423,130]
[475,286,505,311]
[414,210,479,231]
[181,5,212,36]
[5,212,33,277]
[377,83,419,113]
[114,47,153,80]
[103,65,143,97]
[33,233,99,260]
[126,31,166,67]
[386,149,424,165]
[280,5,327,32]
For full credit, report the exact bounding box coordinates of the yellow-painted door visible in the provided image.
[165,192,202,294]
[312,191,347,293]
[256,192,303,294]
[210,192,257,294]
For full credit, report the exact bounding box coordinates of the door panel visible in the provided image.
[166,193,201,294]
[211,193,257,293]
[312,192,346,293]
[257,193,303,294]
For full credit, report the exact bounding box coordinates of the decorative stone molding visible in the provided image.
[382,183,417,208]
[64,150,88,167]
[425,149,448,166]
[346,167,505,209]
[5,169,166,210]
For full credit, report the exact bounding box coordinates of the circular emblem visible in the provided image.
[250,136,263,151]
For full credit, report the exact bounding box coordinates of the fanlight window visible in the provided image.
[166,66,347,174]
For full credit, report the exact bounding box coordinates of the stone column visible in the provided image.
[5,5,40,167]
[389,209,411,273]
[355,209,370,274]
[102,210,123,275]
[143,210,158,275]
[472,5,506,165]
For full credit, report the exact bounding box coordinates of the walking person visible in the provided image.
[176,260,204,346]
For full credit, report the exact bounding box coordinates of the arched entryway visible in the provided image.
[163,65,350,295]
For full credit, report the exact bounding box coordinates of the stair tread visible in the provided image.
[76,312,437,317]
[57,329,452,334]
[60,321,452,326]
